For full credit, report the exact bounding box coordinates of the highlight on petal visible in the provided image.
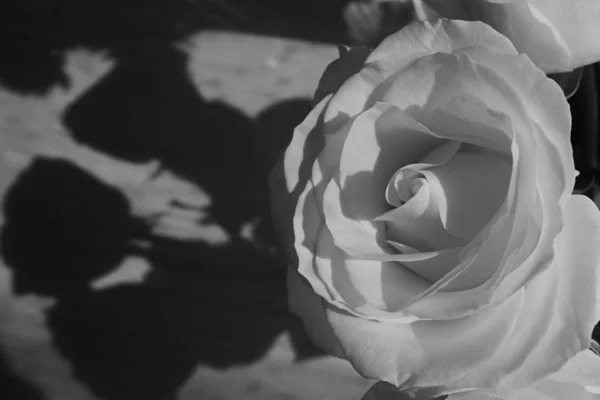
[528,0,600,69]
[447,353,600,400]
[421,0,600,72]
[323,18,517,129]
[313,224,432,317]
[437,195,600,392]
[367,19,517,67]
[420,1,571,72]
[479,1,571,73]
[548,350,600,390]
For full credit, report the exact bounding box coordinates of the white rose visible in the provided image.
[415,0,600,72]
[270,19,600,398]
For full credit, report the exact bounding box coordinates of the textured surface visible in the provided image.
[0,32,372,400]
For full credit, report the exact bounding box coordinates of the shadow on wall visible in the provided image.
[0,23,323,400]
[0,349,45,400]
[1,98,320,400]
[0,0,349,95]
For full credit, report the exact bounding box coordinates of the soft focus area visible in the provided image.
[0,2,374,399]
[1,2,599,400]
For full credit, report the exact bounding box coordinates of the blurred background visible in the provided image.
[0,1,598,400]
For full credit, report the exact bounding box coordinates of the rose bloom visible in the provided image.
[270,20,600,399]
[414,0,600,73]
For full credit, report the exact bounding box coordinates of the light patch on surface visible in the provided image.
[240,217,261,245]
[90,255,152,291]
[2,149,32,169]
[126,168,231,245]
[180,31,337,117]
[240,217,277,254]
[177,332,372,400]
[0,265,101,400]
[48,49,115,110]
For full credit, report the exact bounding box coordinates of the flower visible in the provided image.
[362,350,600,399]
[414,0,600,73]
[269,19,600,398]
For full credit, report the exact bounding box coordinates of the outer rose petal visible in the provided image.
[325,287,524,388]
[549,350,600,390]
[528,0,600,69]
[286,266,345,358]
[362,352,600,400]
[324,19,517,127]
[445,351,600,399]
[313,46,371,106]
[421,0,600,72]
[419,195,600,397]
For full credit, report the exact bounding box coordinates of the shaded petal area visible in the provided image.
[313,226,430,318]
[378,177,466,252]
[422,146,512,241]
[287,266,345,358]
[314,45,371,105]
[283,94,333,192]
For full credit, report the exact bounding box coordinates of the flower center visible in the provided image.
[378,142,512,252]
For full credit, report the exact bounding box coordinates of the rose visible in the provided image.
[269,19,600,398]
[363,352,600,399]
[414,0,600,73]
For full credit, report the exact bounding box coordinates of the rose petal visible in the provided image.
[378,178,466,252]
[325,287,524,387]
[420,0,572,72]
[324,19,517,128]
[367,19,517,66]
[446,388,553,399]
[361,381,422,400]
[379,53,516,155]
[438,195,600,392]
[313,225,431,317]
[396,106,527,315]
[548,350,600,389]
[421,146,512,241]
[314,45,371,106]
[528,0,600,70]
[401,44,572,315]
[323,176,390,257]
[474,1,571,73]
[448,362,600,400]
[532,380,600,400]
[283,94,333,192]
[391,246,464,287]
[294,180,332,301]
[286,266,345,358]
[337,102,443,220]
